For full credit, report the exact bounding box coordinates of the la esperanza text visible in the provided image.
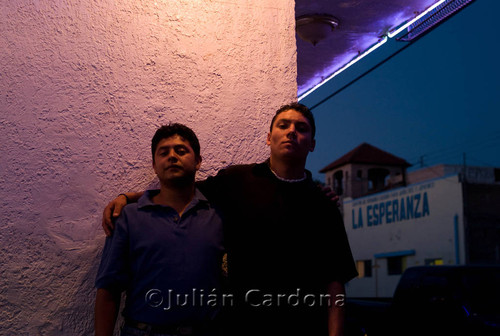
[351,191,430,229]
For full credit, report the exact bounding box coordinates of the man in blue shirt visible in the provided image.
[94,123,224,336]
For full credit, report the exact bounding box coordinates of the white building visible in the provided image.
[321,143,500,298]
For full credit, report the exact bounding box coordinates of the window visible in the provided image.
[368,168,390,191]
[425,258,443,266]
[387,256,404,275]
[357,170,362,180]
[356,260,372,278]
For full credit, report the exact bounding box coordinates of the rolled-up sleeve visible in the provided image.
[95,211,130,292]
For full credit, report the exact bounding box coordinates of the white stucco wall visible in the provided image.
[0,1,296,334]
[344,175,464,297]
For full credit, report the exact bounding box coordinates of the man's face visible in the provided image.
[266,109,315,161]
[153,135,201,184]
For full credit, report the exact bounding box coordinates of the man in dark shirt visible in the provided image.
[102,103,357,336]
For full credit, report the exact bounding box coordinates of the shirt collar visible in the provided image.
[138,188,208,209]
[256,158,313,183]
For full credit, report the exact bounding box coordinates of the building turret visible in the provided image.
[320,143,411,199]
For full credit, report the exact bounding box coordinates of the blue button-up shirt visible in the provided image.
[95,189,224,325]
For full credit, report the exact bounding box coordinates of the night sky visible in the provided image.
[300,0,500,182]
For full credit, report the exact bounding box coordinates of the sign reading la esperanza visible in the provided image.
[350,182,434,229]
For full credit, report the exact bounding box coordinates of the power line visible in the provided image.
[406,131,500,167]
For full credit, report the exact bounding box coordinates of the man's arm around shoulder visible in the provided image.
[102,192,143,236]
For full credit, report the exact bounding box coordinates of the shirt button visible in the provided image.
[173,215,179,222]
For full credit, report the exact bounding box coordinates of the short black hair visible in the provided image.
[270,102,316,139]
[151,123,201,162]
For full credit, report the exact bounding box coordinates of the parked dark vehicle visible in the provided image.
[345,265,500,336]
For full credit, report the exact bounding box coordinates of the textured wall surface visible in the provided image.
[0,0,296,334]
